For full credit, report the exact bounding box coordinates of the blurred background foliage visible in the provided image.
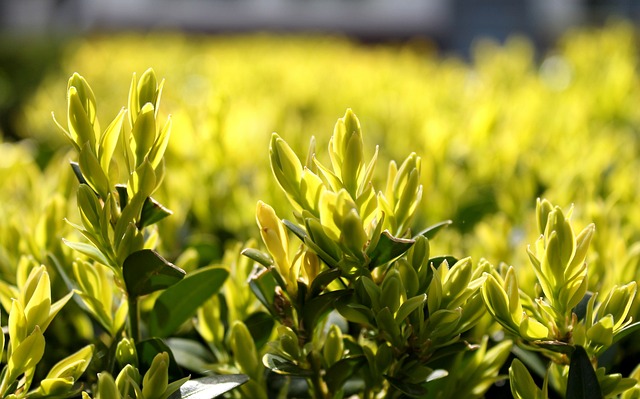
[2,19,640,395]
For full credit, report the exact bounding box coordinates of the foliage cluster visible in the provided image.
[0,21,639,398]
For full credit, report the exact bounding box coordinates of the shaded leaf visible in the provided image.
[368,231,415,269]
[248,265,278,315]
[308,268,342,297]
[429,256,459,269]
[244,312,275,349]
[302,290,349,331]
[166,338,216,374]
[149,265,229,337]
[136,338,185,381]
[116,184,129,210]
[70,162,90,187]
[123,249,185,297]
[566,345,601,399]
[533,340,576,355]
[139,196,173,228]
[384,375,428,398]
[325,356,366,393]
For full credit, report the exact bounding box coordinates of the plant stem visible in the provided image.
[309,351,330,399]
[128,294,140,342]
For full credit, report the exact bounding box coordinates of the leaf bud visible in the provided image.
[230,321,261,379]
[96,372,120,399]
[141,352,169,399]
[116,338,138,369]
[323,324,343,367]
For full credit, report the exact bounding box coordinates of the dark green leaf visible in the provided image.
[384,375,428,398]
[241,248,273,268]
[248,265,278,315]
[263,353,313,376]
[70,161,90,186]
[573,291,594,321]
[244,312,275,349]
[137,338,185,380]
[308,268,342,297]
[139,196,173,228]
[123,249,185,297]
[368,231,415,269]
[116,184,129,210]
[167,374,248,399]
[375,308,402,347]
[166,338,216,374]
[566,345,601,399]
[427,341,478,364]
[302,291,349,332]
[335,296,375,325]
[149,265,229,337]
[414,220,452,240]
[429,256,459,269]
[325,356,366,393]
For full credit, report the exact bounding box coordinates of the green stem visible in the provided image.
[308,351,330,399]
[128,294,140,342]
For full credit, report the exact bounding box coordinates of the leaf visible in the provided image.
[612,320,640,345]
[99,108,126,173]
[116,184,129,210]
[308,268,342,297]
[335,296,375,325]
[572,291,594,321]
[429,256,459,269]
[241,248,273,268]
[139,196,173,228]
[566,345,601,399]
[325,356,366,393]
[123,249,185,298]
[367,230,415,269]
[283,219,307,243]
[62,239,111,266]
[244,312,275,349]
[302,291,349,331]
[384,375,428,398]
[79,142,110,200]
[167,374,248,399]
[114,192,147,249]
[70,162,90,187]
[248,265,278,315]
[166,338,216,374]
[148,265,229,337]
[262,353,312,376]
[136,338,185,381]
[375,308,402,347]
[48,254,92,313]
[414,220,453,240]
[395,294,426,323]
[533,340,576,355]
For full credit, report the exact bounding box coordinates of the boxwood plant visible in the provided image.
[1,62,640,399]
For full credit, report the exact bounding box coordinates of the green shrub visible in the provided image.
[0,20,640,398]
